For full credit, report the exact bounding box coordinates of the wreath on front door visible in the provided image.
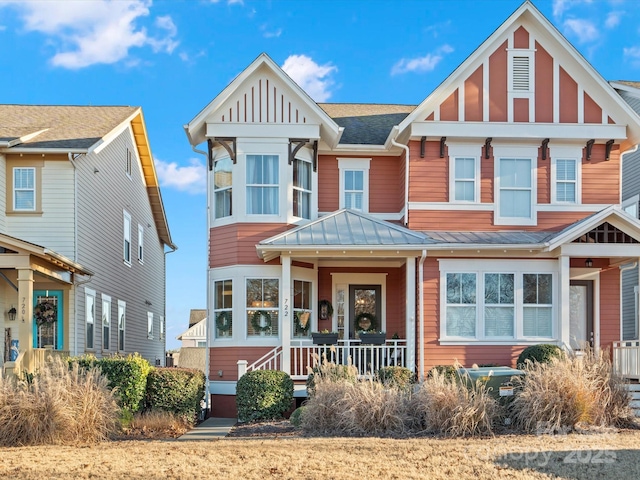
[34,301,57,327]
[355,312,377,332]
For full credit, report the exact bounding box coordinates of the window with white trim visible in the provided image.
[551,147,582,205]
[123,211,131,264]
[147,312,153,339]
[293,158,311,219]
[118,300,126,351]
[85,289,96,350]
[246,154,279,215]
[126,148,132,177]
[214,279,233,338]
[338,158,370,212]
[13,167,36,211]
[246,278,279,336]
[293,279,312,337]
[214,157,232,218]
[102,295,111,351]
[498,158,532,219]
[453,158,477,202]
[623,195,639,219]
[441,261,556,342]
[138,224,144,263]
[159,315,164,341]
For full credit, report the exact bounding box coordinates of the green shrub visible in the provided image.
[517,344,563,368]
[289,406,306,427]
[236,370,294,422]
[146,367,206,422]
[69,353,152,413]
[376,366,413,390]
[427,365,457,379]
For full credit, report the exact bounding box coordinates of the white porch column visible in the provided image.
[281,255,291,375]
[405,257,416,374]
[559,255,571,347]
[17,268,34,354]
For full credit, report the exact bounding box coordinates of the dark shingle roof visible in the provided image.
[0,105,138,150]
[318,104,415,145]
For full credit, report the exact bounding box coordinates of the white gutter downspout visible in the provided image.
[418,249,427,381]
[68,152,80,356]
[391,132,410,226]
[192,144,211,413]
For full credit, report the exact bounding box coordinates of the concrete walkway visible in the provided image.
[177,417,236,441]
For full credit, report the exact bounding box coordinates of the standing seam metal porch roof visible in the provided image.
[259,209,433,247]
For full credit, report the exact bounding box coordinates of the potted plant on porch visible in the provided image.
[311,329,339,345]
[358,331,386,345]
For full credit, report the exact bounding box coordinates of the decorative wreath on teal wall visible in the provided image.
[215,311,232,332]
[251,310,272,333]
[355,312,377,332]
[34,301,57,326]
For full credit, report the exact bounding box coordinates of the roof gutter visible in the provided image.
[390,126,410,226]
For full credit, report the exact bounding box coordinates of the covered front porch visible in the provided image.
[0,233,92,377]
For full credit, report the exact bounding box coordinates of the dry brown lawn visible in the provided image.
[1,429,640,479]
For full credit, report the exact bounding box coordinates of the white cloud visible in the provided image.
[4,0,178,69]
[261,24,282,38]
[155,157,206,194]
[624,46,640,67]
[553,0,592,19]
[563,18,599,43]
[605,11,622,29]
[390,45,454,76]
[281,54,337,102]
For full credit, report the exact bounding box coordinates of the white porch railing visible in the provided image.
[241,340,408,381]
[613,341,640,378]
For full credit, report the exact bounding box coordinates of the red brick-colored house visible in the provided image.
[185,1,640,417]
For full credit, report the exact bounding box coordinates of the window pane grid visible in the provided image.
[293,159,311,219]
[246,155,279,215]
[246,278,279,336]
[293,279,311,337]
[215,280,233,338]
[214,158,233,218]
[14,167,35,210]
[556,159,577,203]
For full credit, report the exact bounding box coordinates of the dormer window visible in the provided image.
[246,154,279,215]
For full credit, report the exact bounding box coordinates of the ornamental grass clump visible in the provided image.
[409,367,499,437]
[305,350,358,396]
[511,348,633,433]
[0,358,119,446]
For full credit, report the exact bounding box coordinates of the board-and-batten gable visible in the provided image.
[185,53,342,148]
[395,2,639,151]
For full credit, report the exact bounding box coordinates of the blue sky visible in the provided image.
[1,0,638,349]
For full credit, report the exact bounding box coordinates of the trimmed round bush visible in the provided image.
[289,406,306,427]
[236,370,294,422]
[376,366,413,390]
[517,344,564,368]
[146,367,206,422]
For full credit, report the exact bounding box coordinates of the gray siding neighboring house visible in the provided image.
[0,105,175,366]
[615,83,640,340]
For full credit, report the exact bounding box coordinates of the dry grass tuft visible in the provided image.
[511,348,634,432]
[0,358,119,446]
[121,410,192,439]
[409,367,499,437]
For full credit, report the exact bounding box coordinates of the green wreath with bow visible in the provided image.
[215,311,232,332]
[355,312,377,332]
[251,310,272,333]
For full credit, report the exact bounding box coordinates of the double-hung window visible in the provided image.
[123,211,132,264]
[118,300,126,351]
[495,146,537,225]
[293,158,311,219]
[14,167,36,211]
[159,315,165,341]
[214,279,233,338]
[214,157,232,218]
[484,273,514,337]
[246,278,279,336]
[246,155,279,215]
[551,148,581,204]
[445,273,477,338]
[147,312,153,339]
[523,274,553,337]
[448,145,480,203]
[138,225,144,263]
[338,158,370,212]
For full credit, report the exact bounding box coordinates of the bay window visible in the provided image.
[214,157,232,218]
[246,154,279,215]
[246,278,279,336]
[214,279,233,338]
[293,158,311,219]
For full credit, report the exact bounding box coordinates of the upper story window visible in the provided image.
[623,195,639,219]
[147,312,153,339]
[123,211,132,265]
[214,157,232,219]
[338,158,371,212]
[494,146,537,226]
[246,154,279,215]
[293,158,311,219]
[14,167,36,211]
[551,147,582,205]
[448,145,481,203]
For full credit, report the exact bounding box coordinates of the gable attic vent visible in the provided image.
[512,56,530,91]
